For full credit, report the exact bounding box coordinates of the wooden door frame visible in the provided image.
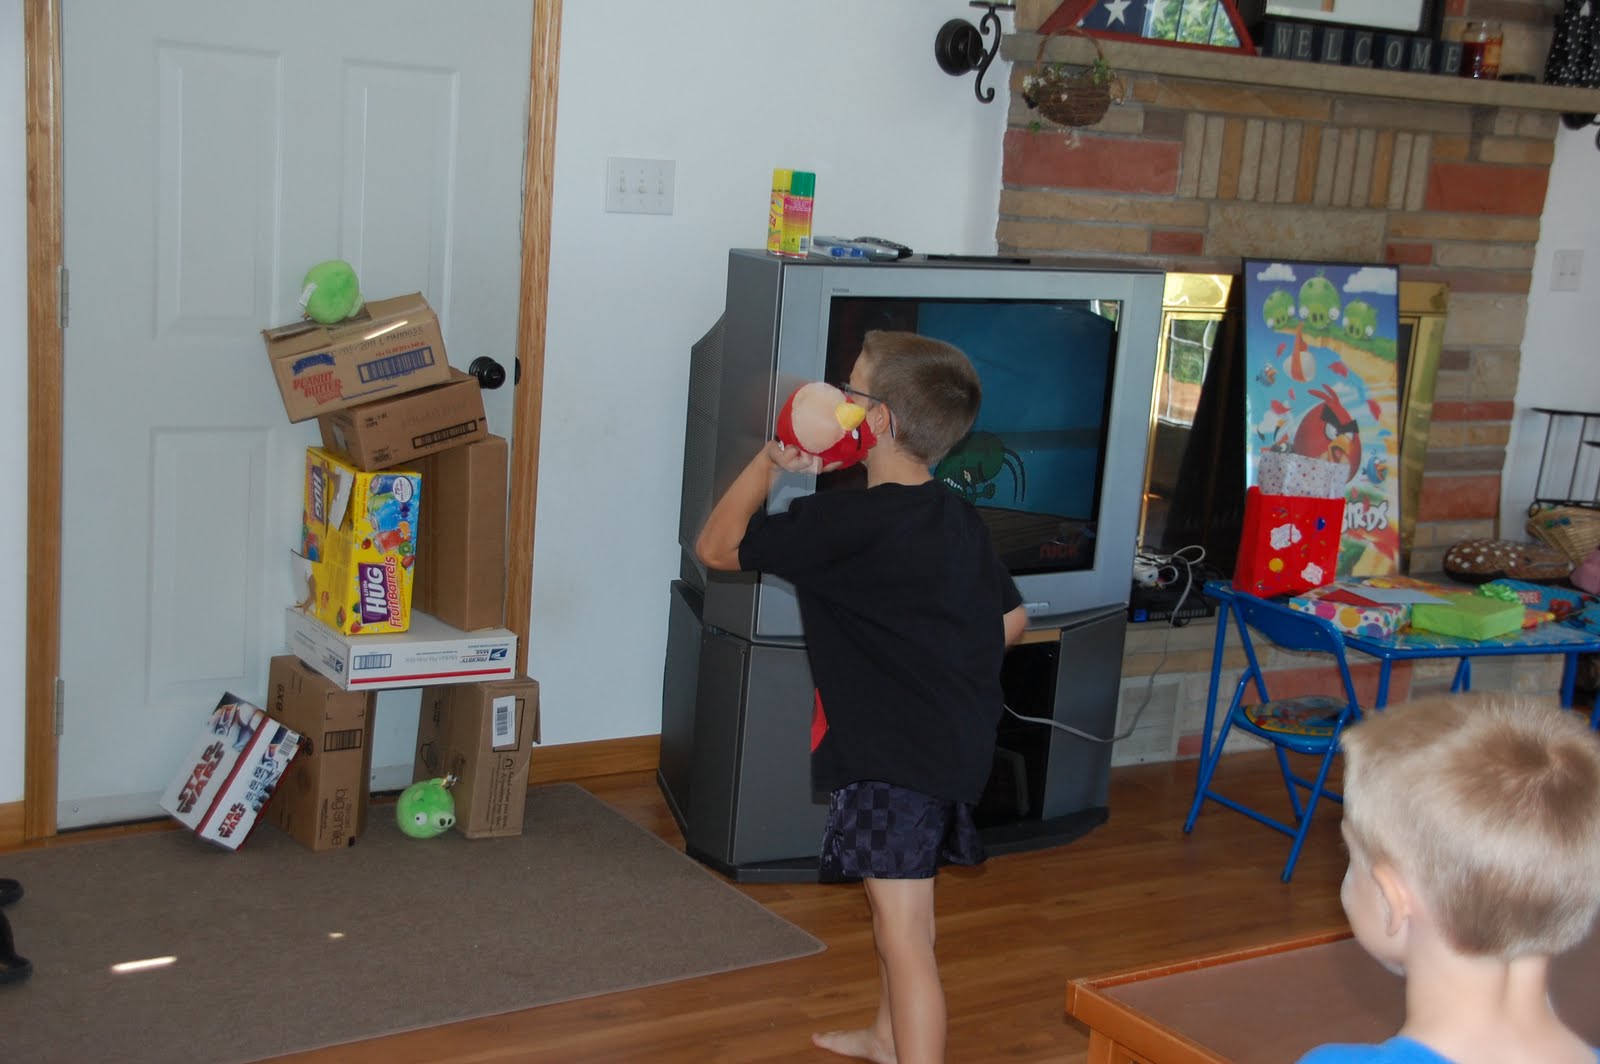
[20,0,562,840]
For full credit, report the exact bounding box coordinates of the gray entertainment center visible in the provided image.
[659,251,1164,882]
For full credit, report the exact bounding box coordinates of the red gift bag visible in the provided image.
[1233,487,1345,597]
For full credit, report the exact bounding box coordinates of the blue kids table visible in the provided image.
[1198,579,1600,764]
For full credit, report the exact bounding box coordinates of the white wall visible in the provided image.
[1502,124,1600,530]
[526,0,1011,745]
[1,0,28,805]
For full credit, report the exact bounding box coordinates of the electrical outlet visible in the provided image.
[605,157,675,215]
[1552,249,1583,292]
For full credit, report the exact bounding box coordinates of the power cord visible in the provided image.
[1004,544,1206,744]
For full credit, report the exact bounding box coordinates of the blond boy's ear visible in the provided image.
[1371,861,1415,938]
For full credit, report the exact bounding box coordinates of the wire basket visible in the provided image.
[1021,26,1121,129]
[1527,503,1600,565]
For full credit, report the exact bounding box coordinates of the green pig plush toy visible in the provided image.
[396,777,456,839]
[299,259,364,325]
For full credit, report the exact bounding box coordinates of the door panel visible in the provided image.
[58,0,531,828]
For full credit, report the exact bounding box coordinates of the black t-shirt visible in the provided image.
[739,480,1023,803]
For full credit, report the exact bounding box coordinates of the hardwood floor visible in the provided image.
[259,750,1351,1064]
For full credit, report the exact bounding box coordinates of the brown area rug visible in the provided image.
[0,784,823,1064]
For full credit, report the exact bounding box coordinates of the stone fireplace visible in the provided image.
[994,2,1600,761]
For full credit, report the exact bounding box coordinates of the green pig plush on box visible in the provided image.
[396,777,456,839]
[299,259,364,325]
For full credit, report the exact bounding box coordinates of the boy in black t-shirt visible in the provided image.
[697,330,1026,1064]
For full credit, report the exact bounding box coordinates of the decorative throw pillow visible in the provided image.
[1442,538,1571,584]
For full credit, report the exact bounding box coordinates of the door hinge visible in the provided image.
[58,266,69,329]
[53,676,64,737]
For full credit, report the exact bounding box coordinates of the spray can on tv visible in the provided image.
[779,171,815,258]
[767,168,792,256]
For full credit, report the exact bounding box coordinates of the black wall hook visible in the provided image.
[935,2,1014,104]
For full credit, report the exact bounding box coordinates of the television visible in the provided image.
[679,249,1165,643]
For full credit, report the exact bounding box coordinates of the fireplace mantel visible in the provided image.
[1004,34,1600,116]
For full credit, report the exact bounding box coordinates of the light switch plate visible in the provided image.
[605,157,675,215]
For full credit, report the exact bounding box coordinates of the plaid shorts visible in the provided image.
[817,780,986,883]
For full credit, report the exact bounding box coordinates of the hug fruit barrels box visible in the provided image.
[298,447,421,635]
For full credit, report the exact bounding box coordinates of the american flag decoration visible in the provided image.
[1039,0,1255,54]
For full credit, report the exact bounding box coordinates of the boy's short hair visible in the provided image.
[858,330,981,464]
[1340,695,1600,958]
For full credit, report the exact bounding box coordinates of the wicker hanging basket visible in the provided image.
[1527,503,1600,565]
[1022,26,1122,129]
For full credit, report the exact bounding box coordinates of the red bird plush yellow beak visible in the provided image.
[775,382,878,471]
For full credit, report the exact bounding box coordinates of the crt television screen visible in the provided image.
[819,295,1122,575]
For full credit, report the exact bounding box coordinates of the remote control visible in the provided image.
[851,236,913,260]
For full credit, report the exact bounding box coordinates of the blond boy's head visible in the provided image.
[856,330,981,465]
[1340,695,1600,959]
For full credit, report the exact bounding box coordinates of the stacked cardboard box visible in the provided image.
[264,656,375,851]
[253,291,529,849]
[414,677,541,838]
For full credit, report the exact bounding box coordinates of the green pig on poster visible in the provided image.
[1243,259,1401,577]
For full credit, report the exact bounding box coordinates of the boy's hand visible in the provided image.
[765,440,842,476]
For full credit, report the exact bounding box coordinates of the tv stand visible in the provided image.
[659,580,1127,882]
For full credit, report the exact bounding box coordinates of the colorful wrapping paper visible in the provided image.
[1288,583,1410,638]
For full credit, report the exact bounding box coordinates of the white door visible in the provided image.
[57,0,533,828]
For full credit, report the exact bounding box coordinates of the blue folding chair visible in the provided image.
[1183,593,1366,882]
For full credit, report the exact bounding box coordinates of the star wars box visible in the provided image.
[262,293,452,423]
[159,694,302,851]
[264,656,375,852]
[413,677,540,839]
[299,446,421,635]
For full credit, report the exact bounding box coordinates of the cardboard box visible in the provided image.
[158,693,301,850]
[263,293,453,423]
[285,607,518,690]
[300,446,421,635]
[318,369,488,471]
[265,656,375,851]
[413,435,508,630]
[414,677,540,839]
[1288,583,1409,639]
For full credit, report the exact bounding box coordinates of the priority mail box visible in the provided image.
[285,607,517,691]
[318,369,487,471]
[159,694,301,850]
[413,435,509,631]
[263,293,452,422]
[265,656,375,851]
[414,677,540,838]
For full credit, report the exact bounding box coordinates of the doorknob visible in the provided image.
[469,356,507,390]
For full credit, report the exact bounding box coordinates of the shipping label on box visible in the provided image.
[285,607,518,690]
[159,693,301,850]
[414,678,540,839]
[318,369,487,471]
[265,655,374,851]
[263,293,453,422]
[299,447,420,635]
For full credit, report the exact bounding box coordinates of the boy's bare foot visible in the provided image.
[811,1028,895,1063]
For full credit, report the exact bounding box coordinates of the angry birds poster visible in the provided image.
[1243,260,1401,576]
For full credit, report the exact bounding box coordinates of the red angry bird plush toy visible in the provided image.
[775,382,878,470]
